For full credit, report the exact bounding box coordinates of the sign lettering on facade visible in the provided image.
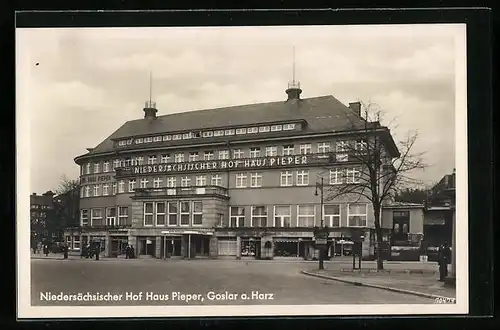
[130,155,310,175]
[80,175,112,184]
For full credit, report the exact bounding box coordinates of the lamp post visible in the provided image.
[314,177,326,270]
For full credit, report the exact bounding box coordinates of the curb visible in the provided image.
[339,268,439,275]
[301,270,455,301]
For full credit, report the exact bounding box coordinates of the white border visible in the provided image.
[16,23,469,318]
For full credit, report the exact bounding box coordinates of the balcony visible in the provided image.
[133,186,229,199]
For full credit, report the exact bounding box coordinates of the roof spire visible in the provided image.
[144,71,158,119]
[286,46,302,101]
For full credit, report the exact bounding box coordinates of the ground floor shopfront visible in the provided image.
[64,227,391,260]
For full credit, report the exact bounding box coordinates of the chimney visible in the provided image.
[349,102,361,117]
[143,101,158,119]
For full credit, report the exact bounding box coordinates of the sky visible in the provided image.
[16,24,464,194]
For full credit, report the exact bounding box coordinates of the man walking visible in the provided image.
[438,242,451,281]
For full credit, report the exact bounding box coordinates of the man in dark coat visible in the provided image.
[63,244,69,259]
[438,242,451,281]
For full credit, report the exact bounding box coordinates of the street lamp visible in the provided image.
[314,177,327,270]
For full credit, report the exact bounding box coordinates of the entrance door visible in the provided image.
[166,237,182,257]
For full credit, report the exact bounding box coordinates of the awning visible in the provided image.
[275,238,299,243]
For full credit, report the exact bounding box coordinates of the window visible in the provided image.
[280,171,293,186]
[94,163,100,173]
[265,146,277,157]
[153,136,162,142]
[73,236,81,250]
[236,173,247,188]
[144,202,154,226]
[173,134,182,140]
[168,201,178,226]
[348,204,368,227]
[85,163,91,174]
[156,202,166,226]
[91,208,103,226]
[180,201,190,225]
[247,127,258,134]
[118,207,128,225]
[218,150,229,160]
[118,180,125,193]
[251,206,267,227]
[93,184,101,197]
[135,138,144,144]
[161,154,171,163]
[283,123,296,130]
[282,145,294,156]
[259,126,270,133]
[393,211,410,241]
[102,184,109,196]
[163,135,172,141]
[336,141,349,152]
[250,148,260,158]
[224,129,235,136]
[118,140,126,146]
[274,205,291,227]
[355,139,367,151]
[297,205,315,227]
[148,156,157,165]
[80,209,89,226]
[140,178,149,188]
[236,128,246,135]
[112,160,120,171]
[324,205,341,227]
[271,125,283,132]
[202,131,214,138]
[196,175,206,186]
[192,201,203,225]
[233,149,244,159]
[330,168,343,185]
[189,152,199,162]
[144,137,152,143]
[80,186,84,197]
[128,179,136,192]
[296,170,309,186]
[230,207,245,227]
[211,174,222,186]
[346,168,361,184]
[299,143,311,155]
[84,186,90,197]
[137,157,144,165]
[204,151,214,160]
[124,158,132,167]
[175,153,184,163]
[103,161,110,172]
[153,177,162,188]
[181,176,190,187]
[214,130,224,137]
[183,132,192,139]
[112,183,117,195]
[106,207,117,226]
[317,142,330,155]
[250,172,262,188]
[167,177,176,188]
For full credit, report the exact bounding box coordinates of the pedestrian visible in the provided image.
[63,244,69,259]
[125,245,130,259]
[438,241,451,281]
[43,244,49,256]
[130,246,135,259]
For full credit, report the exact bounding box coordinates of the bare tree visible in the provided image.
[55,175,80,195]
[324,101,426,270]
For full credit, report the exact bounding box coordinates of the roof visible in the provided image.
[77,95,392,161]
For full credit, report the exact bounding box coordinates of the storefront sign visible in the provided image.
[315,238,327,245]
[80,175,112,184]
[130,155,310,175]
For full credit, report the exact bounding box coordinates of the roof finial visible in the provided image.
[144,71,158,119]
[286,46,302,101]
[292,46,296,84]
[149,70,152,105]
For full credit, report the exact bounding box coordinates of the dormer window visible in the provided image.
[236,128,246,135]
[163,135,172,141]
[126,139,133,145]
[183,132,193,139]
[224,129,235,136]
[283,123,296,131]
[144,137,153,143]
[203,131,214,137]
[247,127,258,134]
[214,130,224,137]
[259,126,270,133]
[271,125,283,132]
[118,141,126,146]
[153,136,162,142]
[135,138,144,144]
[193,131,201,138]
[173,134,182,140]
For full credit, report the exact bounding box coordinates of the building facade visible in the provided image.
[66,83,401,260]
[30,191,55,246]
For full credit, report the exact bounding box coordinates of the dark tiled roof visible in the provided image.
[83,95,369,157]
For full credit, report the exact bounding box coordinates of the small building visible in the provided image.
[30,191,55,245]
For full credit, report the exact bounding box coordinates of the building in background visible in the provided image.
[30,191,55,246]
[54,187,81,250]
[66,79,402,260]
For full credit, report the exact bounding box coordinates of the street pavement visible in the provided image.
[30,257,434,306]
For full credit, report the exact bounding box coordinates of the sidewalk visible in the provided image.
[302,267,456,300]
